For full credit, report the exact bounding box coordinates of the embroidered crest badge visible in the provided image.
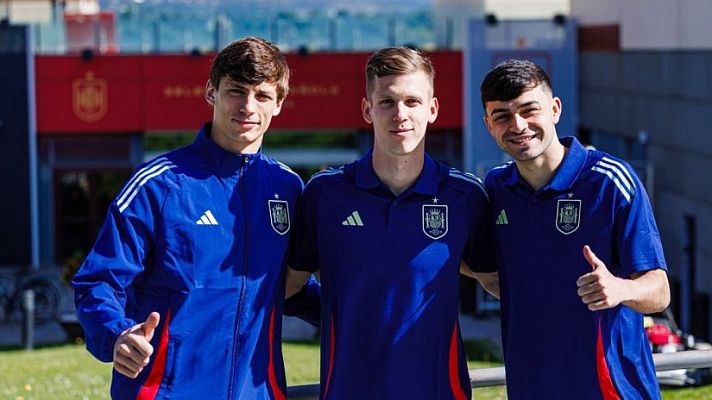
[268,200,290,235]
[422,204,448,239]
[555,199,581,235]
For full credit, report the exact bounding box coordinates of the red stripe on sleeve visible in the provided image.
[268,307,286,400]
[136,309,171,400]
[596,318,622,400]
[448,322,468,400]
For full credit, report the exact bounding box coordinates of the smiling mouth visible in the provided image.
[509,135,536,145]
[390,128,413,134]
[234,119,259,126]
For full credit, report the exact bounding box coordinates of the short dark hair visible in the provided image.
[365,47,435,98]
[480,59,552,108]
[209,36,290,101]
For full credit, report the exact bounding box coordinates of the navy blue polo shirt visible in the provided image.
[485,136,667,400]
[291,149,494,400]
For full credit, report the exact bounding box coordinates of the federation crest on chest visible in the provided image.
[268,199,290,235]
[555,198,581,235]
[422,204,448,239]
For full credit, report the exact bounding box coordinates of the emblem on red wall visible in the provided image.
[72,71,107,123]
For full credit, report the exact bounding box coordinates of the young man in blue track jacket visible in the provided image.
[481,59,670,399]
[73,37,304,400]
[286,47,499,400]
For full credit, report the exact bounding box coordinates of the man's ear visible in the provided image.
[428,97,439,124]
[272,99,284,117]
[361,97,373,124]
[205,80,216,105]
[483,115,491,133]
[552,96,562,124]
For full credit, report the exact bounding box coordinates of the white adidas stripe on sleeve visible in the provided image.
[449,169,487,196]
[306,168,344,187]
[277,161,302,179]
[117,163,175,213]
[596,160,634,194]
[591,166,632,203]
[116,158,170,203]
[601,157,635,190]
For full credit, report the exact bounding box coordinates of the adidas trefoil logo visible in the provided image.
[196,209,219,225]
[342,211,364,226]
[495,209,509,225]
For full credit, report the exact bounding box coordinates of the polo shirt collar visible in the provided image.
[548,136,587,191]
[353,149,439,196]
[503,136,587,191]
[504,162,520,186]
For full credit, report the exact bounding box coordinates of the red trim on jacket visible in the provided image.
[267,307,286,400]
[136,309,171,400]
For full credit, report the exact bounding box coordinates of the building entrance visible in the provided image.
[54,169,130,265]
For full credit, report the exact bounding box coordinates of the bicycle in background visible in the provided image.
[0,267,63,325]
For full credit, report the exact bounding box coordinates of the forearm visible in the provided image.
[474,272,500,299]
[285,267,312,298]
[459,262,500,299]
[284,271,321,327]
[74,284,137,362]
[621,268,670,314]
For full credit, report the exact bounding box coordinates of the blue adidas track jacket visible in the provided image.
[72,123,303,400]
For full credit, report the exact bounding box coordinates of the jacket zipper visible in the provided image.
[228,156,250,400]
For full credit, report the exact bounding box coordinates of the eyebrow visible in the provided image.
[223,82,245,90]
[256,89,276,98]
[224,82,276,96]
[489,100,540,116]
[375,93,424,101]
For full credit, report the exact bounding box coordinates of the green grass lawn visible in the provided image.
[0,340,710,399]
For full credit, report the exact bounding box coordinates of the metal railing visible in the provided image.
[19,3,441,54]
[285,350,712,399]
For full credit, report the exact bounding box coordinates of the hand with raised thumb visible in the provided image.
[576,245,625,311]
[113,312,161,379]
[582,245,605,271]
[141,311,160,342]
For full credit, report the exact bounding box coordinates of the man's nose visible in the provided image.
[511,114,528,133]
[393,102,408,121]
[240,94,257,113]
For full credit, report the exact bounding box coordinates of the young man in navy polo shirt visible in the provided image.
[287,47,498,399]
[481,59,670,399]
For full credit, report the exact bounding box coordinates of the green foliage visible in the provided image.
[0,342,710,399]
[144,132,196,153]
[261,130,357,149]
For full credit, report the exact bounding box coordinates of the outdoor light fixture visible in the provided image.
[485,14,498,26]
[80,48,93,60]
[553,14,567,26]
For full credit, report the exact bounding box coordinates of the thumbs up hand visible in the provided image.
[576,246,627,311]
[113,312,161,379]
[141,312,160,342]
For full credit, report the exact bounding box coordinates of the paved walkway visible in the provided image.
[0,319,68,347]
